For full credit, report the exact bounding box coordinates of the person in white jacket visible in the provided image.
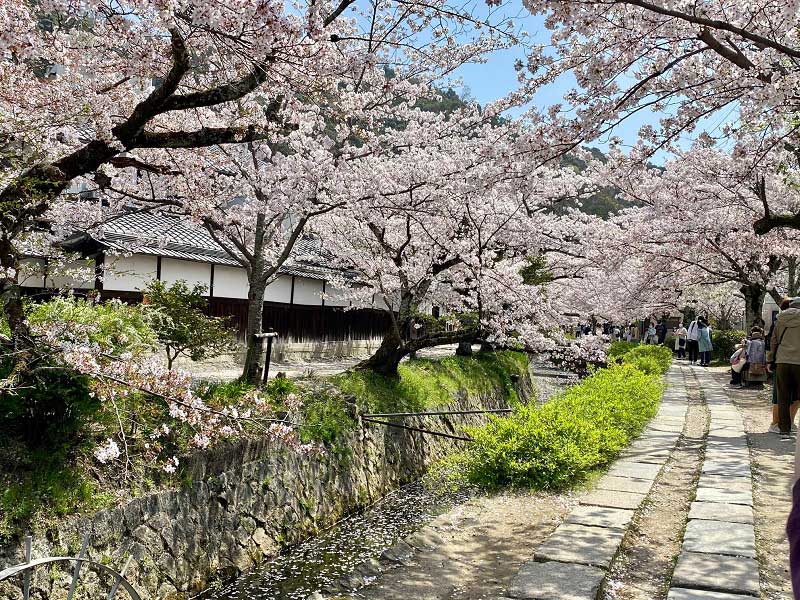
[686,318,700,364]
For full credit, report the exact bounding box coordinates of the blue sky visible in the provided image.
[444,1,736,162]
[449,7,665,156]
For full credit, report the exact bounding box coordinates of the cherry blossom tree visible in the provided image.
[0,0,517,352]
[0,0,523,465]
[320,114,586,375]
[519,0,800,233]
[579,148,800,327]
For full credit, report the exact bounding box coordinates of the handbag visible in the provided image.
[731,349,746,373]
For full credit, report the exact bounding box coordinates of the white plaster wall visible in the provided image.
[18,258,45,288]
[161,258,212,292]
[103,255,158,291]
[324,283,351,307]
[264,275,292,303]
[764,295,779,327]
[293,277,324,306]
[46,258,95,289]
[213,265,249,299]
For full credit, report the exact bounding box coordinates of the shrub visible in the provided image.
[608,341,639,360]
[2,297,156,445]
[619,345,672,375]
[712,329,747,362]
[458,364,663,489]
[143,280,236,369]
[27,296,155,356]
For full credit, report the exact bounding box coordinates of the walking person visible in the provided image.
[644,322,657,345]
[697,317,713,366]
[769,298,798,433]
[657,319,668,344]
[767,297,800,435]
[686,316,700,364]
[674,322,688,359]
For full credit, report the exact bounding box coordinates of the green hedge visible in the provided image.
[454,362,664,489]
[712,329,746,362]
[608,341,639,360]
[619,345,673,375]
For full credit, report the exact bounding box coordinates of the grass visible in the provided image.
[332,350,529,413]
[0,441,115,540]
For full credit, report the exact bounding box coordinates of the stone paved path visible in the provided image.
[506,367,690,600]
[504,365,787,600]
[667,373,760,599]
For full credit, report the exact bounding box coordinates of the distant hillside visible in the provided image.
[559,149,635,219]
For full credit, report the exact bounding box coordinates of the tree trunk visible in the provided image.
[242,271,269,384]
[741,284,766,330]
[356,331,408,377]
[0,237,30,343]
[789,257,798,297]
[455,341,473,356]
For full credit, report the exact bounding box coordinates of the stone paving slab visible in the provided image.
[619,451,671,465]
[705,437,748,450]
[595,475,653,494]
[566,505,634,530]
[607,461,662,480]
[688,502,753,524]
[667,588,758,599]
[507,560,605,600]
[646,423,684,433]
[697,474,752,492]
[672,552,760,595]
[683,517,756,559]
[695,487,752,506]
[701,459,752,477]
[534,523,625,569]
[580,489,646,510]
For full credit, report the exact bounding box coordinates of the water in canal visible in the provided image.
[198,482,471,600]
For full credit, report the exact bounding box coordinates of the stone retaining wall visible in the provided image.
[0,364,534,600]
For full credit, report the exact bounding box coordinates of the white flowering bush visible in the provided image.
[549,334,610,376]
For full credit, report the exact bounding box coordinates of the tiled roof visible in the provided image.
[89,212,348,280]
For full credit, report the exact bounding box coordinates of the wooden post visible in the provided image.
[261,330,278,382]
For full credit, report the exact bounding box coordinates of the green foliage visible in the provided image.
[298,388,355,457]
[0,365,97,444]
[334,351,528,413]
[457,364,663,489]
[196,379,256,406]
[607,340,639,360]
[519,255,553,286]
[619,345,673,375]
[0,442,113,540]
[143,280,236,369]
[712,329,747,362]
[26,295,156,356]
[264,375,298,399]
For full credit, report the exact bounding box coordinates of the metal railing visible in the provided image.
[0,534,140,600]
